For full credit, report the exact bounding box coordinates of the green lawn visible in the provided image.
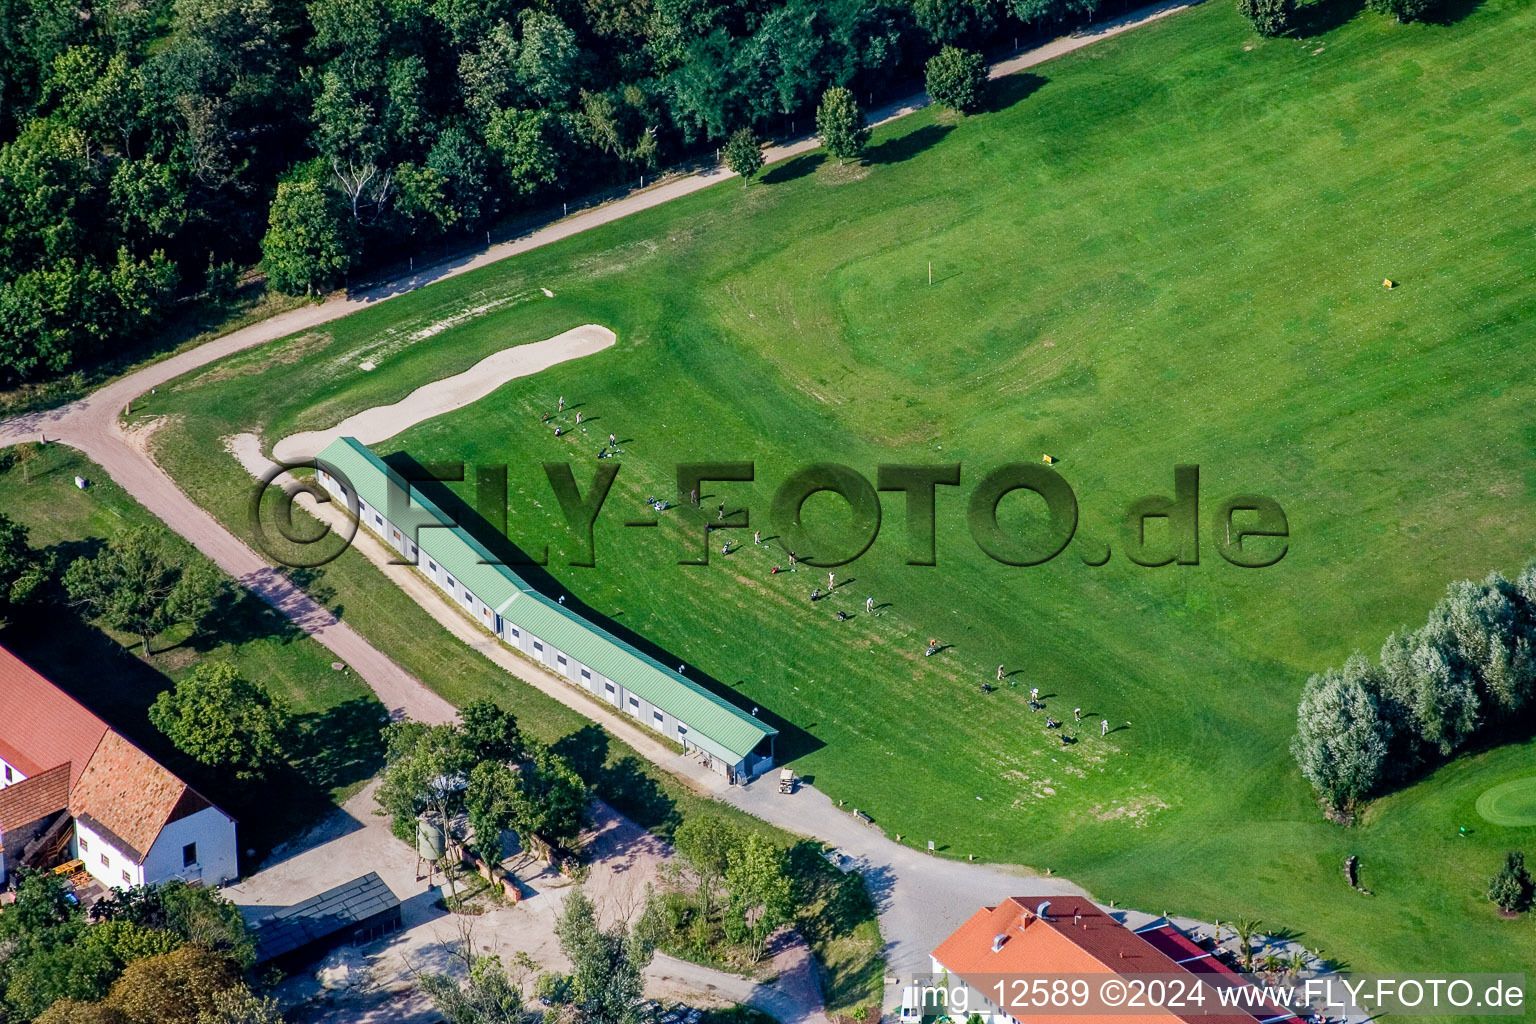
[140,0,1536,984]
[0,444,385,863]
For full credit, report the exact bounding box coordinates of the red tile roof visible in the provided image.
[0,762,71,833]
[68,732,214,865]
[0,646,110,788]
[931,898,1270,1024]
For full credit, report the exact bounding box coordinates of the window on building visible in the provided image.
[653,711,664,725]
[580,668,591,680]
[183,842,198,867]
[3,764,10,781]
[446,576,457,590]
[533,641,543,653]
[605,682,616,694]
[627,696,640,711]
[121,870,131,884]
[510,627,520,639]
[78,836,88,852]
[101,853,110,868]
[557,655,567,668]
[678,725,688,737]
[428,560,437,572]
[374,514,383,527]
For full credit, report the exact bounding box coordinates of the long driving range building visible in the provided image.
[315,437,777,781]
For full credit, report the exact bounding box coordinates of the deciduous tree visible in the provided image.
[62,528,222,657]
[149,661,291,780]
[815,86,868,165]
[1235,0,1296,36]
[722,127,763,183]
[260,171,354,296]
[925,46,987,113]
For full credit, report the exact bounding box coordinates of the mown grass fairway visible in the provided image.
[144,0,1536,981]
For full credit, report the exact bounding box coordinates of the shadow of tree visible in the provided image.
[183,586,305,653]
[552,724,683,839]
[289,697,390,791]
[866,124,954,166]
[762,153,825,185]
[1419,0,1486,25]
[1292,0,1367,36]
[982,72,1048,114]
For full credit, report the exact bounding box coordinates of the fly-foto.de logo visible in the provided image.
[252,458,1287,572]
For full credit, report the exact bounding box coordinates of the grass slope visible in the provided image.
[143,0,1536,982]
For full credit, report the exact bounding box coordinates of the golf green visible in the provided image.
[1475,776,1536,827]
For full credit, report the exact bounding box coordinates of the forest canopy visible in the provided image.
[0,0,1106,385]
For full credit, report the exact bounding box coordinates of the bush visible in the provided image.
[1488,851,1533,914]
[925,47,989,113]
[1236,0,1297,36]
[816,87,869,164]
[1294,565,1536,814]
[1291,655,1394,813]
[1367,0,1434,20]
[723,128,764,183]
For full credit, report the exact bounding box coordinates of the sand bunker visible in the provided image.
[271,324,615,463]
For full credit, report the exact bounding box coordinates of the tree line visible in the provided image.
[0,0,1116,386]
[1291,566,1536,817]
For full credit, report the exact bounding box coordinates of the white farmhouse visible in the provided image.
[0,644,238,889]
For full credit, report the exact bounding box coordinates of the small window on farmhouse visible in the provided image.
[374,514,383,527]
[605,682,616,694]
[653,711,664,725]
[121,870,130,884]
[78,836,88,852]
[3,765,10,781]
[446,576,456,590]
[627,696,640,711]
[580,668,591,680]
[183,842,197,867]
[533,641,543,653]
[428,560,437,572]
[510,627,520,639]
[393,529,400,540]
[101,853,110,868]
[557,655,567,668]
[678,725,688,736]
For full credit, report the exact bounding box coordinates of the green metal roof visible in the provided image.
[316,437,776,763]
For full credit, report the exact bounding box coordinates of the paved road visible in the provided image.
[0,0,1191,1007]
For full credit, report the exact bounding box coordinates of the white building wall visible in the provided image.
[75,819,144,891]
[141,806,239,886]
[0,757,25,790]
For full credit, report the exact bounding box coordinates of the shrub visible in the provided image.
[926,47,989,113]
[1488,851,1533,914]
[1236,0,1296,35]
[1367,0,1433,20]
[723,128,764,183]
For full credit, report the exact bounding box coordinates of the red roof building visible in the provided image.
[0,646,109,790]
[0,644,238,890]
[927,897,1303,1024]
